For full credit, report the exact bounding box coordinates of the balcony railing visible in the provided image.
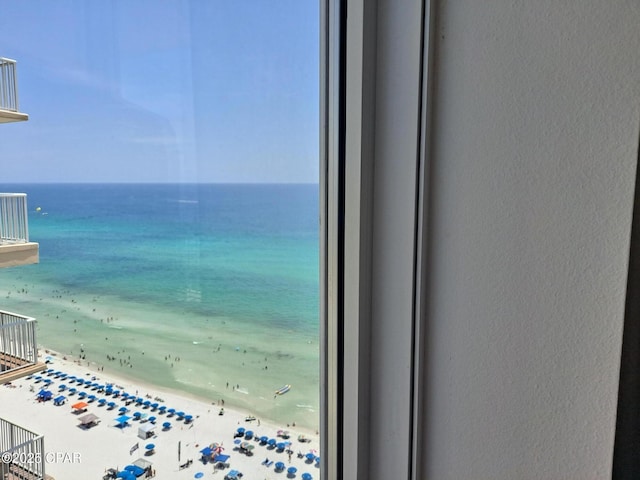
[0,310,38,374]
[0,194,30,244]
[0,58,20,112]
[0,417,45,480]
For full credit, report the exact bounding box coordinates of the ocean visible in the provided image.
[0,183,320,429]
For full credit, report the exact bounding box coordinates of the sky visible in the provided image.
[0,0,319,183]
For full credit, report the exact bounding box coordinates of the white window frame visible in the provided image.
[321,1,434,478]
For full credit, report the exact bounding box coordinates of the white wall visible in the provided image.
[420,1,640,478]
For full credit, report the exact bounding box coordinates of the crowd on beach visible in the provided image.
[3,283,320,430]
[0,350,320,480]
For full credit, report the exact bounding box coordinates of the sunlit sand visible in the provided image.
[0,351,320,480]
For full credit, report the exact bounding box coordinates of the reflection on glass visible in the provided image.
[0,2,319,479]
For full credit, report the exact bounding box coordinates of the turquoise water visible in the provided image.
[0,183,320,428]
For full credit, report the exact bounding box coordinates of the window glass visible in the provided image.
[0,2,320,479]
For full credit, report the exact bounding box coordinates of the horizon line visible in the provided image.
[0,181,320,186]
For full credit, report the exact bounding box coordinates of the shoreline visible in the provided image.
[41,346,318,436]
[1,281,320,430]
[1,348,320,480]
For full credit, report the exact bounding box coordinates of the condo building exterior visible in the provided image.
[0,56,48,480]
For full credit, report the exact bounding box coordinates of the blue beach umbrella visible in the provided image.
[43,378,52,384]
[107,401,116,409]
[119,406,128,413]
[306,452,315,462]
[176,411,185,418]
[98,398,107,405]
[59,373,68,379]
[145,443,155,450]
[268,438,277,447]
[276,442,286,451]
[236,427,245,435]
[69,388,77,394]
[245,430,254,439]
[162,422,171,430]
[148,416,156,423]
[158,405,166,413]
[143,400,151,407]
[167,408,176,415]
[136,397,144,404]
[151,402,159,410]
[301,474,312,480]
[260,436,269,444]
[133,412,142,419]
[184,414,193,423]
[288,466,298,475]
[275,462,285,471]
[115,415,131,427]
[58,384,66,390]
[195,473,204,479]
[78,391,87,399]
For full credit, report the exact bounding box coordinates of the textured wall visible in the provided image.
[422,1,640,478]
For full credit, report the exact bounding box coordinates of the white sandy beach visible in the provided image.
[0,350,320,480]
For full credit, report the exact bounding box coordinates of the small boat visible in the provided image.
[274,385,291,396]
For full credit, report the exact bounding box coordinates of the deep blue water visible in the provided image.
[0,183,319,333]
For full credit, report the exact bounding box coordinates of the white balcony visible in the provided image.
[0,417,45,480]
[0,58,28,123]
[0,194,39,268]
